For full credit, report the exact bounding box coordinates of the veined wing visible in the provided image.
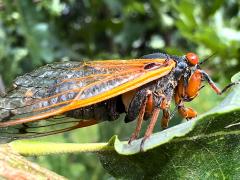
[0,59,175,127]
[0,115,98,143]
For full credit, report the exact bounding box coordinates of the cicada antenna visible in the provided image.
[199,52,217,65]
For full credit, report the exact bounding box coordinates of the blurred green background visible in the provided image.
[0,0,239,179]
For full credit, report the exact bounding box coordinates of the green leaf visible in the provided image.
[98,82,240,179]
[231,72,240,82]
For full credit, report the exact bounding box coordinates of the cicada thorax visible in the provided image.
[123,70,178,123]
[121,53,188,124]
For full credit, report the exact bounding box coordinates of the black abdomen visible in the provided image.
[65,96,125,122]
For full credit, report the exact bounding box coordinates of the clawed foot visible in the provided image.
[128,134,149,152]
[140,136,149,152]
[128,133,138,145]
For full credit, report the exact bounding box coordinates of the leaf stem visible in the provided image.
[10,141,113,156]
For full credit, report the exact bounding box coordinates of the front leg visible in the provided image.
[174,84,197,120]
[177,102,197,120]
[201,70,239,95]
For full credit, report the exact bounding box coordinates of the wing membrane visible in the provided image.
[0,115,98,143]
[0,59,175,130]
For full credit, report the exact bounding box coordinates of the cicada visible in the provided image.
[0,52,237,150]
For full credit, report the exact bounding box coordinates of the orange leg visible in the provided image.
[158,94,170,129]
[174,75,198,120]
[140,108,161,152]
[161,109,170,129]
[128,90,153,144]
[140,93,168,151]
[178,103,197,120]
[201,70,239,95]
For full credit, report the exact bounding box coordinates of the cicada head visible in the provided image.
[185,52,199,66]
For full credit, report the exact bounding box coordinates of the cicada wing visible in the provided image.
[0,115,98,143]
[0,59,175,128]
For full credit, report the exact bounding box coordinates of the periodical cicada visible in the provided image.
[0,52,238,150]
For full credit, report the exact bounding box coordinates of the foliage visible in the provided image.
[0,0,239,179]
[99,83,240,179]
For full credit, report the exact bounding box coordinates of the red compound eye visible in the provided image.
[186,52,199,65]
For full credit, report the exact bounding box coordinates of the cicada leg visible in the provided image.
[174,71,200,120]
[177,103,197,120]
[140,107,161,152]
[174,85,197,120]
[140,93,168,152]
[128,90,153,144]
[161,109,171,129]
[200,70,239,95]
